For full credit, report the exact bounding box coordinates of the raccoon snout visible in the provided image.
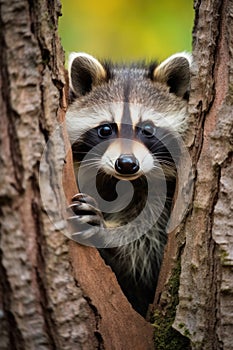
[115,154,140,175]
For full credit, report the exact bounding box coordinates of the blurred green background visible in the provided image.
[59,0,194,62]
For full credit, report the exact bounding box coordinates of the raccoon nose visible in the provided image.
[115,154,140,175]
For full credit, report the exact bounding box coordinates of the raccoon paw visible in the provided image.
[67,193,105,229]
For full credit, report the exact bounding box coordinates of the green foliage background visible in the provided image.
[59,0,194,62]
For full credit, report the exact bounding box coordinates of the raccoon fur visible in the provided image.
[66,52,191,317]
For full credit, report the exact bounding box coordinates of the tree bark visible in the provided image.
[2,0,233,349]
[154,1,233,349]
[0,0,97,348]
[0,0,153,349]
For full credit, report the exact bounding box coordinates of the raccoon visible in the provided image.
[66,52,191,317]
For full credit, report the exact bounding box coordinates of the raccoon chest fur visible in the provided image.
[92,173,149,226]
[66,52,191,317]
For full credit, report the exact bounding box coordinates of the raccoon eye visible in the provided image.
[141,123,156,138]
[98,124,113,138]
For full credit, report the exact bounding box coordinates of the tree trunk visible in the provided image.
[0,0,153,349]
[154,1,233,349]
[1,0,233,349]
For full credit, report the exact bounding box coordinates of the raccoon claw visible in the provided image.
[67,193,105,230]
[71,193,98,207]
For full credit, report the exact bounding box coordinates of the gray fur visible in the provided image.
[66,52,191,317]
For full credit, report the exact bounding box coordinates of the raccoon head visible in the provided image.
[66,52,192,181]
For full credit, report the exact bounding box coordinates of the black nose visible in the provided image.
[115,154,140,175]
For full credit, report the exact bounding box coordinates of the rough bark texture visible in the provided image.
[154,1,233,349]
[0,1,98,349]
[2,0,233,349]
[0,1,153,349]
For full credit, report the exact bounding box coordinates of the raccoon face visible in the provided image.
[93,123,155,181]
[66,52,191,181]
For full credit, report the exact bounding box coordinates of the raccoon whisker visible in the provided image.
[151,164,164,171]
[105,156,115,167]
[157,159,176,167]
[161,161,176,168]
[78,159,100,165]
[152,152,177,164]
[152,148,173,155]
[151,148,175,157]
[73,160,100,168]
[77,156,99,161]
[97,168,108,177]
[72,150,102,158]
[141,152,152,164]
[151,135,181,150]
[149,165,176,180]
[77,164,100,171]
[73,149,101,156]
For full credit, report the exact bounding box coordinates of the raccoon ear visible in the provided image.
[68,52,107,96]
[152,53,192,99]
